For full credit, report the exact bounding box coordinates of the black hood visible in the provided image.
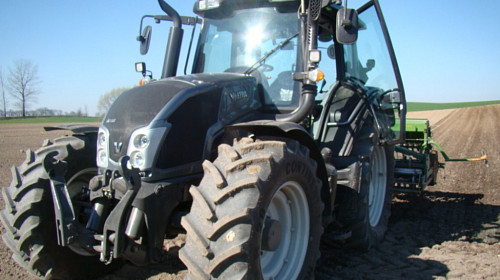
[104,80,190,129]
[102,73,259,163]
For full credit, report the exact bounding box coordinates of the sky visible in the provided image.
[1,0,499,116]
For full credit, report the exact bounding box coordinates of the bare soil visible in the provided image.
[0,105,499,279]
[407,108,457,127]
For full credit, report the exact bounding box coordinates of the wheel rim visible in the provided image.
[368,145,388,227]
[66,168,98,256]
[260,181,309,279]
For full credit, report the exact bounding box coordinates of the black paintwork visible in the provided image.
[44,124,98,134]
[103,73,259,179]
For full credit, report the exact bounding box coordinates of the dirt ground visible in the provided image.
[0,105,499,279]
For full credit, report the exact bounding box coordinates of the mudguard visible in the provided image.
[44,124,99,134]
[227,120,334,226]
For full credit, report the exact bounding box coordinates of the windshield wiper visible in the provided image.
[244,33,299,75]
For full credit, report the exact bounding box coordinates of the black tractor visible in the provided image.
[1,0,405,279]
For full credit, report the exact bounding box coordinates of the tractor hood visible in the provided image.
[100,73,259,167]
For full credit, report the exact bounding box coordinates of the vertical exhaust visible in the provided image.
[158,0,183,78]
[275,0,320,123]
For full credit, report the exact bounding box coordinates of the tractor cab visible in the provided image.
[192,2,304,112]
[137,0,405,142]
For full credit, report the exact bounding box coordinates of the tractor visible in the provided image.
[0,0,406,279]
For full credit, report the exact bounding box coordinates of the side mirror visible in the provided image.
[379,89,401,110]
[366,59,375,70]
[137,25,152,55]
[336,8,358,45]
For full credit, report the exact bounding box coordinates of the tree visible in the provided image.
[7,60,40,117]
[0,68,7,117]
[97,87,130,116]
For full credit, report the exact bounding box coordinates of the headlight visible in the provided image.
[97,148,108,166]
[98,132,106,146]
[198,0,220,10]
[130,151,145,168]
[127,126,168,171]
[97,127,110,168]
[133,134,149,149]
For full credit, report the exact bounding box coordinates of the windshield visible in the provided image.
[193,8,302,107]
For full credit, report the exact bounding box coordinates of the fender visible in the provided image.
[44,124,99,134]
[226,120,334,226]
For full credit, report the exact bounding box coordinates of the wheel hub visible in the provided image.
[260,181,310,279]
[262,218,282,251]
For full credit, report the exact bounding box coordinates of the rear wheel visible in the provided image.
[0,134,117,279]
[337,125,394,250]
[180,137,323,279]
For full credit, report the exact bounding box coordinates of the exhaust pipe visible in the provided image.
[275,84,316,123]
[275,0,319,123]
[158,0,183,78]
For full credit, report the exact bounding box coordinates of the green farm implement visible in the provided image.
[394,118,487,192]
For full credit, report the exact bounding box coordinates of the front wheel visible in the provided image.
[0,134,118,279]
[180,137,324,279]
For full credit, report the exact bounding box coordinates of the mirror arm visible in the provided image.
[343,0,350,24]
[137,15,155,42]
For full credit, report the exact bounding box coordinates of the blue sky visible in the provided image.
[1,0,499,116]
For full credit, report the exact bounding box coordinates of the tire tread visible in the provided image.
[181,137,323,279]
[0,133,116,279]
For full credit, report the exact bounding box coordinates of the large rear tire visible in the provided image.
[337,125,394,250]
[0,134,117,279]
[180,137,323,279]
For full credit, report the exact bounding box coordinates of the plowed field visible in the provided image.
[0,104,499,279]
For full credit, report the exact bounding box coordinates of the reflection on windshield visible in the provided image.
[195,8,302,106]
[244,33,299,75]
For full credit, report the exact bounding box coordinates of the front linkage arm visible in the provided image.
[100,156,142,264]
[44,152,78,247]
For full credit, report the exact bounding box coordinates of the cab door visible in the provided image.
[343,0,406,143]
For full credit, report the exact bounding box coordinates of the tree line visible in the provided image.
[1,59,131,118]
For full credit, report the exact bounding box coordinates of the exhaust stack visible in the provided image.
[158,0,183,78]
